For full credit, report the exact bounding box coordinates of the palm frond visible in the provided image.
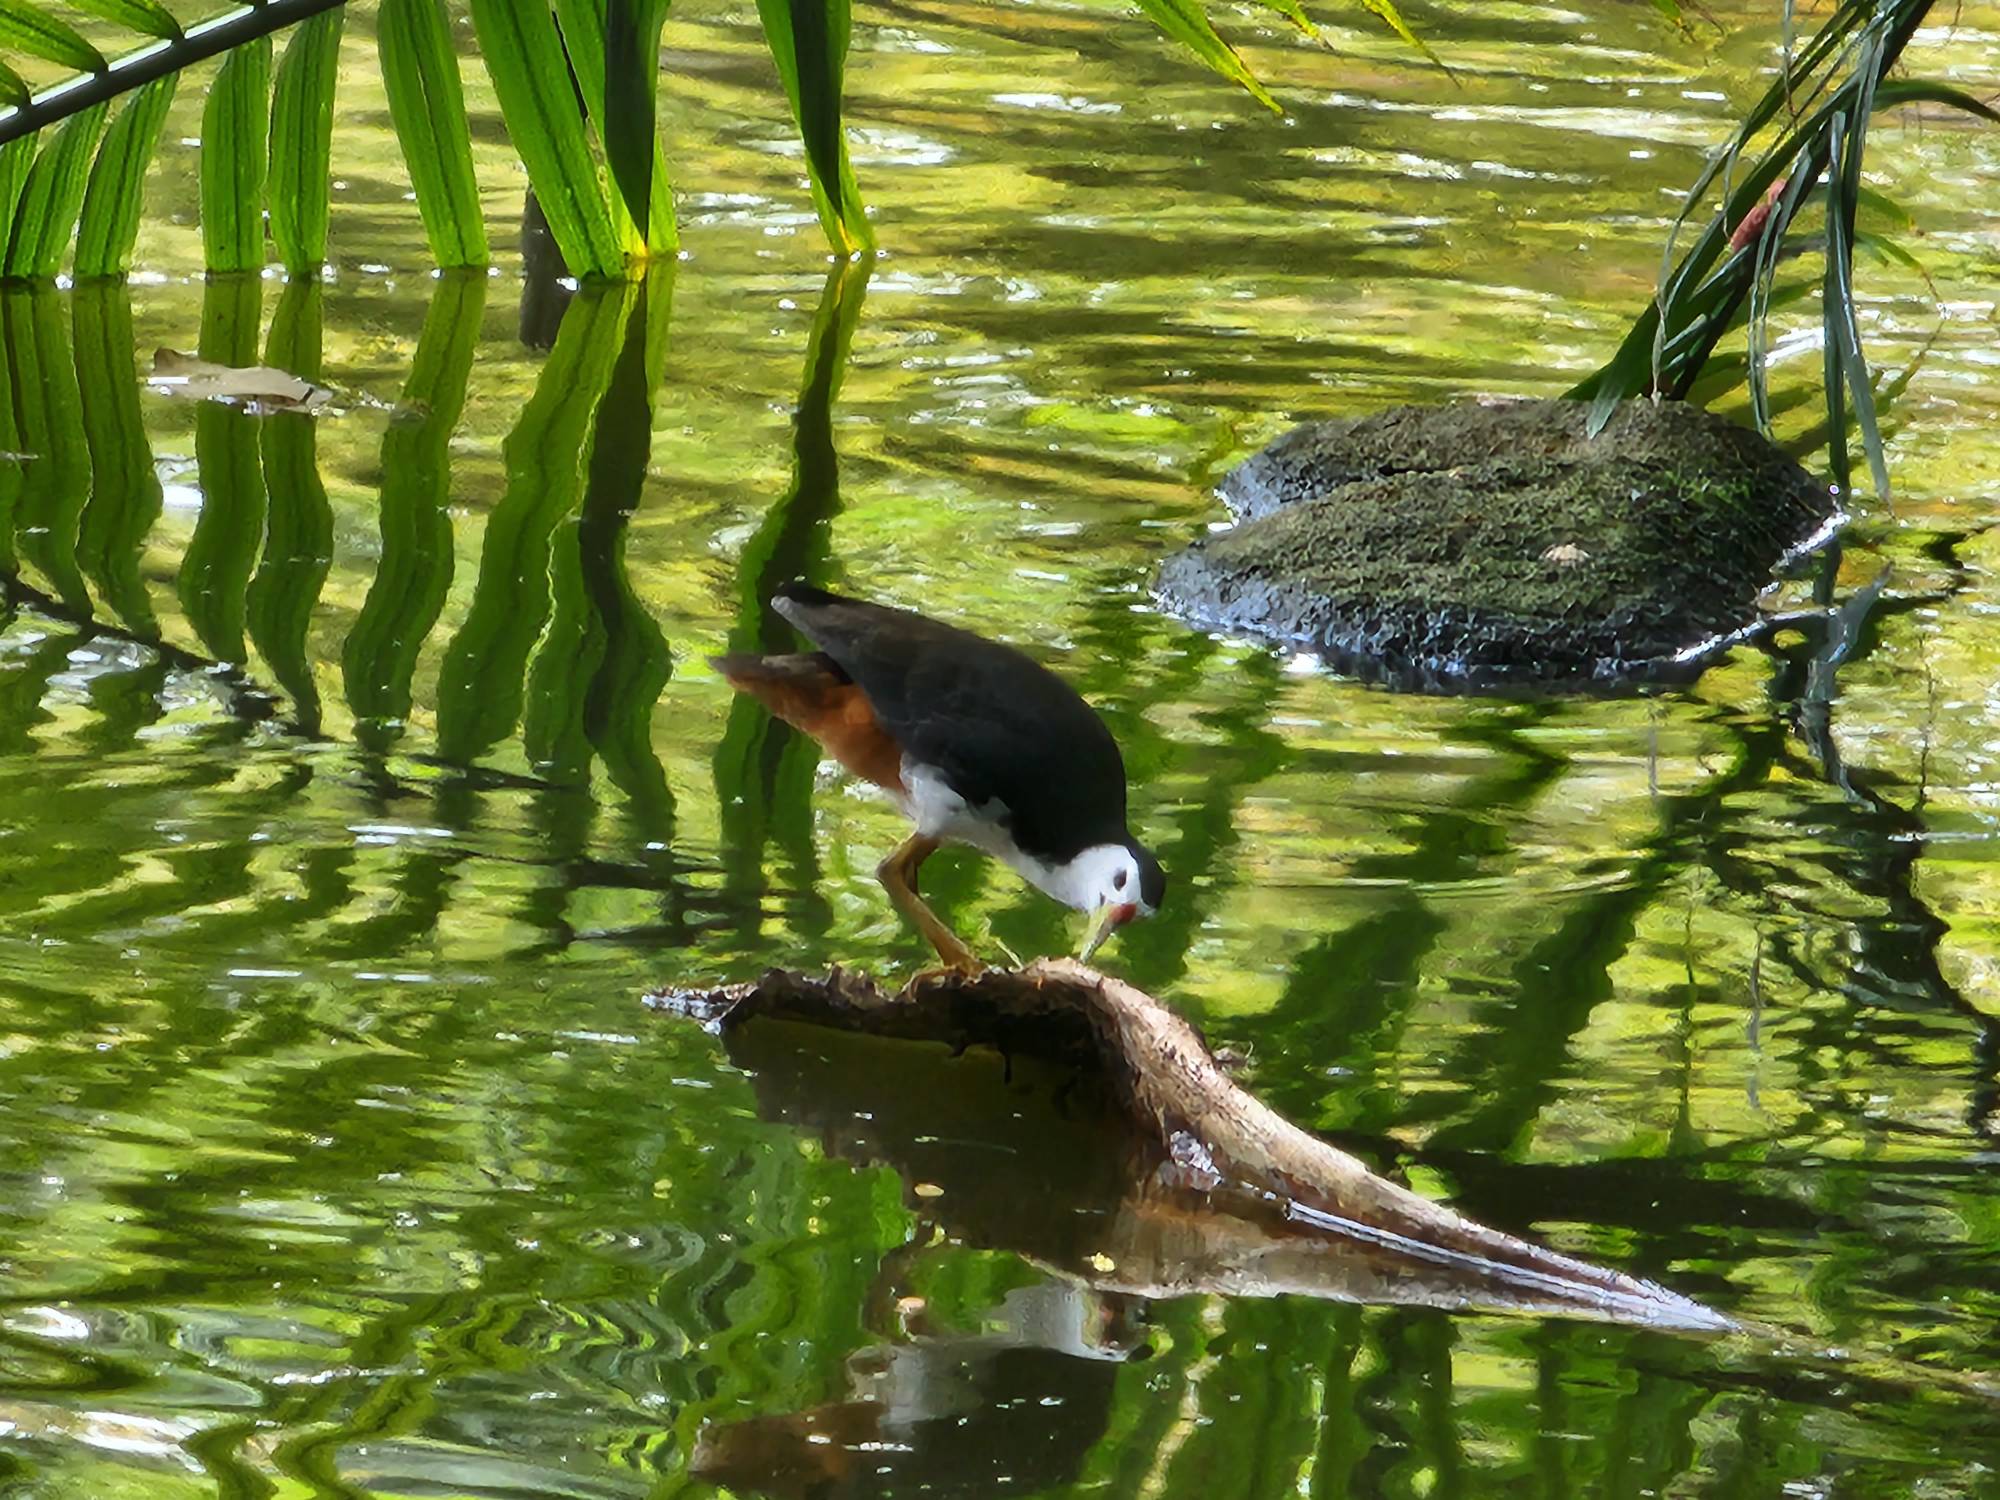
[1570,0,1953,509]
[0,0,1437,282]
[268,8,342,272]
[199,33,267,273]
[73,71,171,275]
[375,0,487,270]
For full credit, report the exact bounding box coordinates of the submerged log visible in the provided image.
[646,958,1728,1332]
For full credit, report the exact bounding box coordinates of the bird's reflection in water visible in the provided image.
[694,1278,1132,1499]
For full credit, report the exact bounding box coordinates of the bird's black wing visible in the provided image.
[772,585,1129,861]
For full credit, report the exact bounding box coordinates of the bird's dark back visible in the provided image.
[773,585,1130,862]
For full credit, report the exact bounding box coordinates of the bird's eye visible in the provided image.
[1114,869,1128,891]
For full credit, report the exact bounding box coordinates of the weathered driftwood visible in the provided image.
[647,958,1729,1332]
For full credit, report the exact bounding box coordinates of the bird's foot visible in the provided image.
[907,953,987,987]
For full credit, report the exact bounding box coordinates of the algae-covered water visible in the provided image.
[4,0,2000,1494]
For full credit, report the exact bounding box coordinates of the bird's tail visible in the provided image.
[708,651,903,790]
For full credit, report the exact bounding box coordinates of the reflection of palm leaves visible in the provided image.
[343,272,485,750]
[249,279,333,734]
[177,274,265,665]
[711,261,869,935]
[6,285,89,611]
[435,287,633,766]
[71,282,161,635]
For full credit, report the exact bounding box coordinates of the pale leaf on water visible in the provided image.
[148,348,334,413]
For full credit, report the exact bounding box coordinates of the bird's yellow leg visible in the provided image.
[877,833,984,974]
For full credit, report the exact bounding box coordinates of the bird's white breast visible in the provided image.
[897,759,1069,901]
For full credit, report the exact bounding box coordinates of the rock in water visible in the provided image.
[1158,398,1836,689]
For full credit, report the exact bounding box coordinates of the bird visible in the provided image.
[711,582,1165,971]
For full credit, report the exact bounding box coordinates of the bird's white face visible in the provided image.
[1047,843,1154,919]
[1046,843,1156,964]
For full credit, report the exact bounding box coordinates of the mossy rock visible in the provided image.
[1159,398,1836,690]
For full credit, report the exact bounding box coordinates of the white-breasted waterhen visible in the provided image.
[712,582,1166,970]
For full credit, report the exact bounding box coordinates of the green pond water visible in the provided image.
[4,0,2000,1493]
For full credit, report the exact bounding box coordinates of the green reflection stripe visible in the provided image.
[72,281,161,635]
[249,279,333,732]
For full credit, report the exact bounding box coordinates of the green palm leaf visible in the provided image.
[269,8,343,271]
[375,0,487,269]
[3,101,104,278]
[0,0,105,74]
[66,0,181,42]
[1133,0,1278,112]
[467,0,625,279]
[74,74,173,277]
[757,0,872,255]
[201,34,270,273]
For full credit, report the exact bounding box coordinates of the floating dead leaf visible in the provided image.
[149,348,334,414]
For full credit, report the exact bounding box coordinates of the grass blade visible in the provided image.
[201,35,270,273]
[3,101,106,279]
[1872,78,2000,125]
[1823,112,1890,507]
[756,0,874,254]
[0,59,27,108]
[0,0,106,73]
[269,8,343,271]
[66,0,181,41]
[74,74,174,277]
[375,0,486,268]
[467,0,624,278]
[1129,0,1278,113]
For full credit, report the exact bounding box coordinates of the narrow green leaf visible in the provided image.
[756,0,875,253]
[75,75,174,278]
[1351,0,1438,66]
[1823,114,1890,507]
[599,0,678,252]
[1128,0,1279,113]
[65,0,182,41]
[269,9,343,271]
[0,0,106,73]
[1249,0,1317,39]
[376,0,487,268]
[3,102,107,280]
[201,36,271,274]
[0,58,29,108]
[549,0,676,256]
[0,132,35,233]
[1872,77,2000,126]
[467,0,624,278]
[343,273,484,748]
